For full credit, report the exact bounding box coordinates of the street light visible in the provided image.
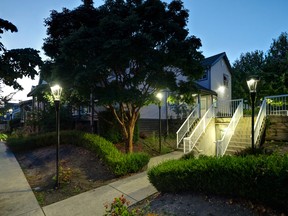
[50,84,62,189]
[8,108,13,133]
[156,92,163,153]
[246,77,259,152]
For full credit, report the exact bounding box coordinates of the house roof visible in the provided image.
[195,83,217,96]
[201,52,232,74]
[27,83,49,97]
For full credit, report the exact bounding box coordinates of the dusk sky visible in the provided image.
[1,0,288,101]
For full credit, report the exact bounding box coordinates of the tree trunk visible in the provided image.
[123,112,138,153]
[127,122,135,153]
[109,105,139,154]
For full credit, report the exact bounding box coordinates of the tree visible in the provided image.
[43,0,204,153]
[232,50,265,102]
[263,32,288,95]
[0,18,42,91]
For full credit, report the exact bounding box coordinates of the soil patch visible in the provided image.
[15,144,119,206]
[131,192,283,216]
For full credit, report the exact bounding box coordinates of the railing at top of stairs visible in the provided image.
[183,103,214,154]
[265,94,288,116]
[254,94,288,146]
[216,99,243,156]
[176,104,200,148]
[254,99,266,147]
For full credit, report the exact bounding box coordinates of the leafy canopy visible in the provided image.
[0,18,42,90]
[232,32,288,102]
[42,0,204,152]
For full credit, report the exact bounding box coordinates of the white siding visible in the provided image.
[210,59,232,101]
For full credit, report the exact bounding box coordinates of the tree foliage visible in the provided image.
[263,32,288,95]
[232,32,288,103]
[232,50,265,101]
[42,0,204,152]
[0,18,42,91]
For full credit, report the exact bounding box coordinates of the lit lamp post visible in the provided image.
[50,84,62,189]
[246,77,259,152]
[8,108,13,132]
[156,92,163,153]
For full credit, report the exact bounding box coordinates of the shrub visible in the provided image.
[6,130,149,176]
[147,154,288,212]
[104,194,147,216]
[0,133,8,141]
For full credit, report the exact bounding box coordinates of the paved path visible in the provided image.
[0,142,183,216]
[0,142,44,216]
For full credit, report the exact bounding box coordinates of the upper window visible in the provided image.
[199,69,208,80]
[223,74,229,87]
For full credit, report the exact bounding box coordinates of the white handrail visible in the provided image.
[265,94,288,116]
[183,103,214,154]
[176,104,200,148]
[216,99,243,156]
[215,99,243,117]
[254,99,267,147]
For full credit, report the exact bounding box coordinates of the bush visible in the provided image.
[147,154,288,213]
[7,130,149,176]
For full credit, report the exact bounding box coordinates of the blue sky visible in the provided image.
[1,0,288,100]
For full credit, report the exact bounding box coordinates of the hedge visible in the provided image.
[7,130,149,176]
[147,154,288,213]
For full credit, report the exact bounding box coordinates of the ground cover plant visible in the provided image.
[6,131,174,206]
[7,130,150,176]
[147,153,288,213]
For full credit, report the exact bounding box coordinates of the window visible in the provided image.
[199,69,208,80]
[223,74,229,87]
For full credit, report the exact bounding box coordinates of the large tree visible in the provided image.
[43,0,204,153]
[232,50,265,102]
[263,32,288,95]
[232,32,288,103]
[0,18,42,91]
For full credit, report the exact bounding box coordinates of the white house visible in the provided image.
[139,52,232,134]
[197,52,232,102]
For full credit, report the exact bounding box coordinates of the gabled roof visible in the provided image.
[201,52,232,74]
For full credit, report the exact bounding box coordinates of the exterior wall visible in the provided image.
[198,118,216,156]
[198,95,213,117]
[140,91,190,120]
[210,59,232,101]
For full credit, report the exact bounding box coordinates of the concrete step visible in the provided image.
[229,138,251,143]
[227,145,250,151]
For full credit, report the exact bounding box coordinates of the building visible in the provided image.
[139,52,232,135]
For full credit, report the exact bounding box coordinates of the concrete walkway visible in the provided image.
[0,142,44,216]
[0,142,183,216]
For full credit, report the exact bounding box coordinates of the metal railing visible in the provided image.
[215,99,243,117]
[252,94,288,148]
[254,99,267,147]
[176,104,200,148]
[183,103,214,154]
[265,94,288,116]
[216,99,243,156]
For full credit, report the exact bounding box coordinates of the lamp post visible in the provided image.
[246,77,259,152]
[156,92,163,153]
[50,84,62,189]
[8,109,13,133]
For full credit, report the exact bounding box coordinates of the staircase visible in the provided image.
[225,117,252,155]
[177,119,199,150]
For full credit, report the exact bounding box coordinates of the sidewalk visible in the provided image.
[0,142,44,216]
[0,142,183,216]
